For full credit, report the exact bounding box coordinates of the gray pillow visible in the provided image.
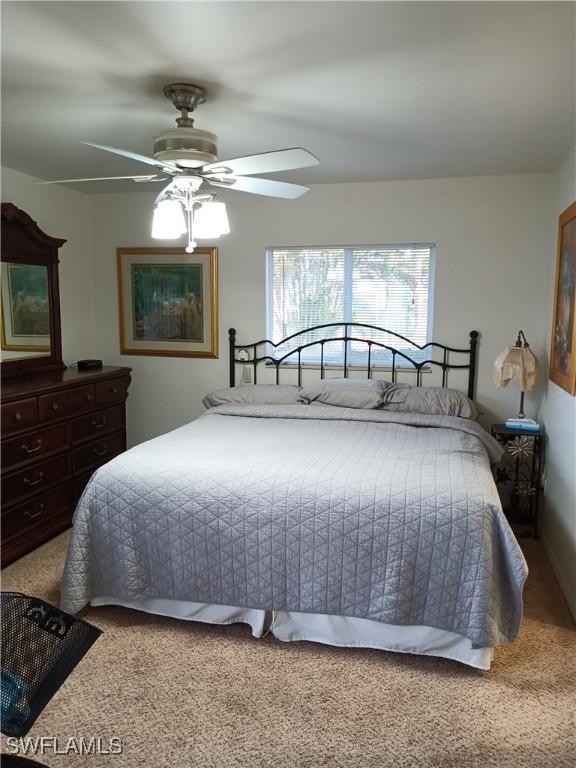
[203,385,301,409]
[379,383,480,419]
[298,378,386,409]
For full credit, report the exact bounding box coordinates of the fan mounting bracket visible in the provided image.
[163,83,207,128]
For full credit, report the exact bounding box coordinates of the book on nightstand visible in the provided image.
[505,418,541,432]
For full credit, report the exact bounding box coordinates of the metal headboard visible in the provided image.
[229,323,479,399]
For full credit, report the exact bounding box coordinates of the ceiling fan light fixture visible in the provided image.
[194,200,230,239]
[45,84,317,239]
[151,199,186,239]
[153,128,218,168]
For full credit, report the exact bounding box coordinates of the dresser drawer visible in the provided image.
[95,377,130,406]
[73,430,125,473]
[2,423,68,472]
[71,404,124,445]
[39,384,95,422]
[2,454,72,507]
[1,398,39,435]
[1,484,74,542]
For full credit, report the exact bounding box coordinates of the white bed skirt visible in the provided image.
[90,596,493,670]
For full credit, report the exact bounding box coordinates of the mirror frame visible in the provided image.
[1,203,66,379]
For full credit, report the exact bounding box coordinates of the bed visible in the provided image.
[61,324,528,670]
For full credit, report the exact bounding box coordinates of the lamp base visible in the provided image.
[518,390,526,420]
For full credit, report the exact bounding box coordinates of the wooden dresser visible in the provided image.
[1,366,131,567]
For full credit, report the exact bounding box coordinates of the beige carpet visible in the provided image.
[1,532,574,768]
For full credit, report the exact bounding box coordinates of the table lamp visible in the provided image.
[493,330,539,419]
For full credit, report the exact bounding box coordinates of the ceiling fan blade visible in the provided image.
[206,175,309,199]
[82,142,177,173]
[38,174,166,185]
[202,148,319,177]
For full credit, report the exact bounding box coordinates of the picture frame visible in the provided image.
[1,262,51,352]
[549,201,576,395]
[117,247,218,358]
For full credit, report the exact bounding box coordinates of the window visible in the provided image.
[266,244,435,367]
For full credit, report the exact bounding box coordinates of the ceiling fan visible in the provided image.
[41,83,319,251]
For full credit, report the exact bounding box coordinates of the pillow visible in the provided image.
[298,378,386,409]
[203,385,301,409]
[379,383,480,419]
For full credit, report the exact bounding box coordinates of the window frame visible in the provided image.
[265,243,436,370]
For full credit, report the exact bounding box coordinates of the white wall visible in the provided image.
[541,146,576,617]
[89,173,552,447]
[1,167,96,363]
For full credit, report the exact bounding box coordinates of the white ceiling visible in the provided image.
[2,1,574,192]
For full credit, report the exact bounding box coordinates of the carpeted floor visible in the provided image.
[1,532,574,768]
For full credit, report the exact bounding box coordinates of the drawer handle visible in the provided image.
[14,412,23,422]
[51,403,59,411]
[110,387,119,394]
[23,472,44,488]
[91,417,107,429]
[84,394,93,402]
[21,440,42,455]
[92,445,108,457]
[24,504,45,520]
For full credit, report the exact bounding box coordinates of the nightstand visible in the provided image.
[490,424,545,538]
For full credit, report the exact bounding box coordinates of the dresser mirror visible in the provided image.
[1,262,52,359]
[1,203,66,378]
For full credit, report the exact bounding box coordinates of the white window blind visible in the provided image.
[266,244,435,366]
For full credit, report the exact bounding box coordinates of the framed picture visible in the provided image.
[117,247,218,358]
[550,201,576,394]
[1,262,51,352]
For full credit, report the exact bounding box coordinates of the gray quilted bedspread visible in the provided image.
[61,404,528,648]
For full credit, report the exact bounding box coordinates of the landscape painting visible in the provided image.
[131,264,204,343]
[549,202,576,395]
[117,248,218,358]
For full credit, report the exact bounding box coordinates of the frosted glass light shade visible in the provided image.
[194,201,230,239]
[151,199,186,239]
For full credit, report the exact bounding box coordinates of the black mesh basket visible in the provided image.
[1,592,102,737]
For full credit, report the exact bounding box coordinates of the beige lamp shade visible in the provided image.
[493,345,539,392]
